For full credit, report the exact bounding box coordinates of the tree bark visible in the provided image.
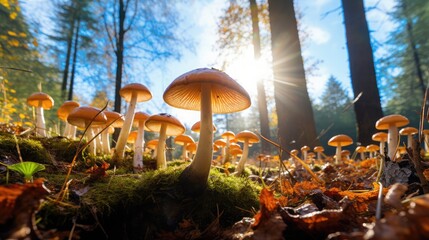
[342,0,384,145]
[68,18,80,101]
[268,0,318,159]
[249,0,271,154]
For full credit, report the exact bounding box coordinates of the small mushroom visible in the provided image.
[114,83,152,160]
[221,131,235,163]
[328,134,353,165]
[145,113,185,169]
[133,112,150,169]
[164,68,250,195]
[355,146,366,160]
[313,146,324,161]
[230,148,243,163]
[57,101,80,138]
[27,92,54,137]
[102,111,124,154]
[372,132,388,156]
[366,144,380,159]
[174,134,195,160]
[235,130,260,176]
[301,145,310,161]
[67,106,107,155]
[146,139,159,158]
[399,126,418,148]
[375,114,409,160]
[341,149,351,161]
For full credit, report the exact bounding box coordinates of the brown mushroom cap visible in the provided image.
[163,68,251,113]
[372,132,388,142]
[104,111,125,128]
[366,144,380,152]
[146,139,159,149]
[229,142,241,150]
[230,148,243,156]
[341,150,351,156]
[67,106,107,128]
[301,145,310,152]
[57,101,80,120]
[221,131,235,139]
[328,134,353,147]
[399,127,418,136]
[186,142,197,152]
[314,146,324,152]
[133,111,150,130]
[127,131,138,143]
[145,113,185,136]
[375,114,409,130]
[27,92,54,109]
[356,146,366,153]
[119,83,152,103]
[214,139,227,147]
[191,120,216,133]
[235,130,260,144]
[174,134,195,145]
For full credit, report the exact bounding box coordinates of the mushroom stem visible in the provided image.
[86,128,96,155]
[35,106,46,137]
[235,139,249,175]
[407,135,413,148]
[179,85,213,195]
[134,120,145,169]
[101,129,111,154]
[335,144,342,165]
[380,141,385,156]
[182,143,188,160]
[156,123,168,169]
[425,133,429,153]
[388,125,398,160]
[115,92,137,159]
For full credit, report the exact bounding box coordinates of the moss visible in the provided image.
[0,134,52,164]
[38,137,81,163]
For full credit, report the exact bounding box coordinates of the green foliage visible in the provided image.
[313,76,357,153]
[0,133,52,164]
[7,161,45,182]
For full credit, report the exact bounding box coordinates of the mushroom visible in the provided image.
[127,131,138,149]
[27,92,54,137]
[146,139,159,158]
[301,145,310,161]
[341,149,351,161]
[186,142,198,160]
[214,139,227,163]
[102,111,124,154]
[234,130,260,176]
[114,83,152,160]
[67,106,107,155]
[133,112,150,170]
[355,146,366,160]
[163,68,250,195]
[221,131,235,163]
[399,126,418,148]
[230,148,243,163]
[145,113,185,169]
[57,100,80,138]
[328,134,353,165]
[375,114,409,160]
[366,144,379,159]
[313,146,324,161]
[174,134,195,160]
[372,132,388,156]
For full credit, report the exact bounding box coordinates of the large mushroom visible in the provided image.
[163,68,250,195]
[375,114,409,160]
[27,92,54,137]
[145,113,185,169]
[67,106,107,155]
[57,100,80,138]
[114,83,152,160]
[133,112,150,170]
[328,134,353,165]
[234,130,260,176]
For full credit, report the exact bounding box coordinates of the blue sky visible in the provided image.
[21,0,396,127]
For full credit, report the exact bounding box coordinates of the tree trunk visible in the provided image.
[112,0,127,146]
[342,0,383,145]
[61,24,74,100]
[268,0,318,159]
[249,0,271,154]
[68,18,80,101]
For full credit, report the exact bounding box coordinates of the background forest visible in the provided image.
[1,0,428,156]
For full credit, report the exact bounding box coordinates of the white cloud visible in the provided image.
[307,26,331,45]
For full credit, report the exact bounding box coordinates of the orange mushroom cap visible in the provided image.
[119,83,152,103]
[191,121,216,133]
[174,134,195,145]
[27,92,54,109]
[235,130,260,144]
[57,101,80,120]
[399,127,418,136]
[372,132,388,142]
[375,114,409,130]
[145,113,185,136]
[67,106,107,128]
[328,134,353,147]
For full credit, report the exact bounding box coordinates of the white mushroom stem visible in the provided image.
[115,92,137,159]
[156,123,168,169]
[35,106,46,137]
[95,127,103,154]
[335,144,342,165]
[235,139,249,175]
[316,152,322,161]
[182,143,188,160]
[224,136,231,163]
[360,152,365,160]
[63,123,71,137]
[379,141,386,156]
[134,120,146,169]
[86,127,96,155]
[406,134,413,148]
[101,128,111,154]
[302,150,308,161]
[387,125,398,160]
[425,133,429,152]
[180,84,213,190]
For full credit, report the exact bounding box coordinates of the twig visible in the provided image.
[410,139,429,194]
[375,182,383,220]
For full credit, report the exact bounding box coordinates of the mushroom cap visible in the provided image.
[423,129,429,135]
[213,144,220,152]
[229,142,241,150]
[229,138,238,143]
[366,144,379,152]
[235,130,260,144]
[119,83,152,103]
[186,142,197,152]
[341,149,351,156]
[313,146,324,152]
[104,111,125,128]
[163,68,251,113]
[214,139,227,147]
[145,113,185,136]
[399,126,418,136]
[67,106,107,128]
[356,146,366,153]
[127,131,138,143]
[372,132,388,142]
[328,134,353,147]
[57,101,80,120]
[191,120,216,133]
[230,148,243,156]
[221,131,235,139]
[174,134,195,145]
[375,114,409,130]
[301,145,310,152]
[146,139,159,149]
[133,111,150,130]
[290,149,299,156]
[27,92,54,109]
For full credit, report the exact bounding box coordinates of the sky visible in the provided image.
[21,0,397,128]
